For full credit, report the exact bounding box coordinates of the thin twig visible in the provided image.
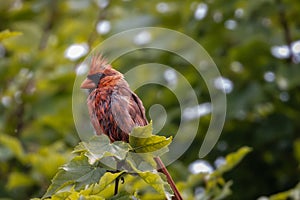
[276,0,294,63]
[154,157,183,200]
[87,2,110,47]
[114,160,125,195]
[39,0,58,50]
[74,2,110,70]
[114,176,120,195]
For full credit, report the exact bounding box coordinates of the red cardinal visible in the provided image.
[81,55,182,200]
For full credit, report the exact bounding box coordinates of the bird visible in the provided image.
[80,54,182,200]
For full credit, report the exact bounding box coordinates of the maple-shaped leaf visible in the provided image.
[43,154,106,198]
[83,135,130,164]
[129,121,172,155]
[80,171,124,196]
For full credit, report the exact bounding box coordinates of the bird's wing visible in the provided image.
[129,92,148,126]
[111,85,148,134]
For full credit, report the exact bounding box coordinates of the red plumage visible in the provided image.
[81,55,182,200]
[81,55,147,142]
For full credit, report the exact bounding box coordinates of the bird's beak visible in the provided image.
[80,78,96,89]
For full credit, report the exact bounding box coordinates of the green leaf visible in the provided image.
[6,171,35,190]
[0,134,25,162]
[211,147,252,177]
[130,121,154,138]
[130,135,172,154]
[269,182,300,200]
[48,187,80,200]
[0,146,13,161]
[43,154,106,198]
[213,181,233,200]
[293,139,300,163]
[72,142,87,154]
[82,195,105,200]
[120,149,173,199]
[27,142,69,179]
[138,171,173,199]
[0,29,22,41]
[129,122,172,154]
[84,135,130,164]
[126,152,157,171]
[109,191,133,200]
[81,171,124,195]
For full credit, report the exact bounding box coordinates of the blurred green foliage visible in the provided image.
[0,0,300,199]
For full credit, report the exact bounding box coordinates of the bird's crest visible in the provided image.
[89,54,111,74]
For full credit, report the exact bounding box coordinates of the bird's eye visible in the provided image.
[87,73,103,84]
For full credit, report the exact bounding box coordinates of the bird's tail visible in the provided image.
[154,157,183,200]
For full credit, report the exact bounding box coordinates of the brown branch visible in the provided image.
[155,157,183,200]
[74,3,110,70]
[39,0,58,50]
[4,77,34,136]
[277,0,294,63]
[87,2,110,47]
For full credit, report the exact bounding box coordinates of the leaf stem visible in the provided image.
[114,160,125,195]
[114,176,120,195]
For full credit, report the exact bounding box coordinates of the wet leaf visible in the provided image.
[129,122,172,154]
[83,135,130,164]
[43,154,106,198]
[138,171,173,199]
[81,171,124,195]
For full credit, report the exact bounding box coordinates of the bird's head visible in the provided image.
[80,54,120,91]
